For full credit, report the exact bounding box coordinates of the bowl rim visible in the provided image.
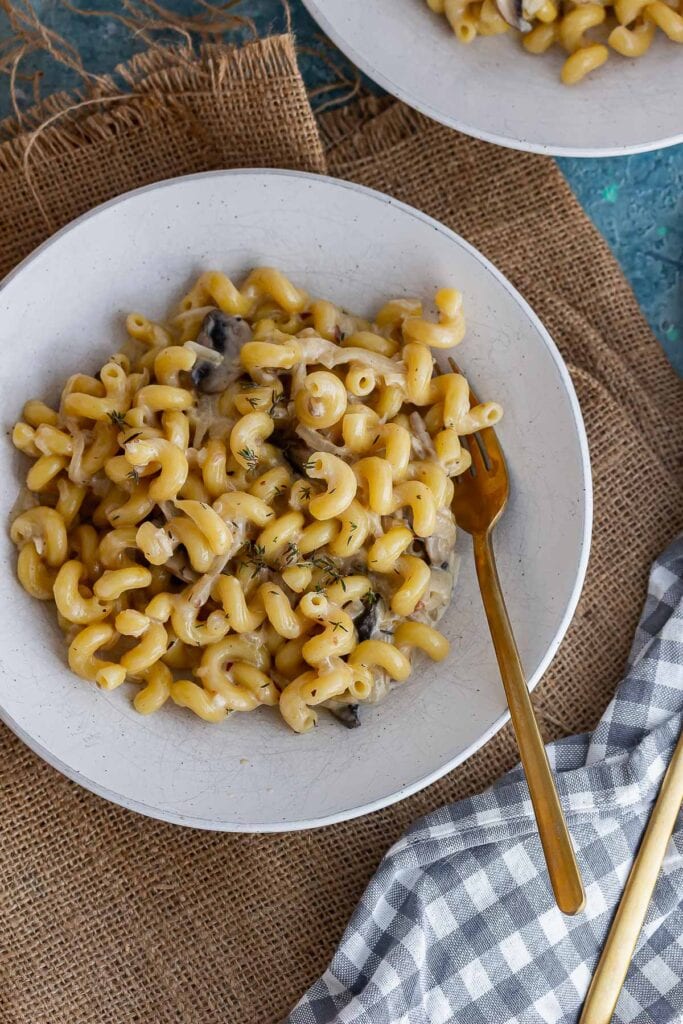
[0,167,593,830]
[301,0,683,158]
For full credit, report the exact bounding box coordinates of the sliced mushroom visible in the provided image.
[353,597,387,642]
[190,311,252,393]
[495,0,526,28]
[269,430,311,475]
[495,0,546,30]
[198,310,251,357]
[328,702,361,729]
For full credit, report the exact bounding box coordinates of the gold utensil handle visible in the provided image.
[473,531,585,915]
[579,726,683,1024]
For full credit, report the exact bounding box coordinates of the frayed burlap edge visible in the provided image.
[0,35,308,171]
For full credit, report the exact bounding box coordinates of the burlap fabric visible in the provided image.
[0,34,681,1024]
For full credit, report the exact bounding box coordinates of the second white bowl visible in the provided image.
[303,0,683,156]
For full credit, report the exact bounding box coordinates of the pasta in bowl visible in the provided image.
[301,1,683,154]
[426,0,682,86]
[10,267,502,735]
[0,169,589,829]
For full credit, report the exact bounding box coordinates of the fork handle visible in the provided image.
[579,725,683,1024]
[473,531,585,915]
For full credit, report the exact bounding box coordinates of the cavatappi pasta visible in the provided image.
[426,0,682,84]
[10,268,502,733]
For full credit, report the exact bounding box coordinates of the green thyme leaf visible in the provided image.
[108,410,128,429]
[362,589,380,609]
[238,447,259,470]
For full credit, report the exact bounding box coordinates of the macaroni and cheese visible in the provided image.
[426,0,682,84]
[10,267,503,733]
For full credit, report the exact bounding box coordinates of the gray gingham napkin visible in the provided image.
[288,536,683,1024]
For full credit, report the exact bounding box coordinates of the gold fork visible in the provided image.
[579,724,683,1023]
[449,359,585,915]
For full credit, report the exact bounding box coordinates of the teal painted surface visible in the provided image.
[1,0,680,373]
[557,151,682,374]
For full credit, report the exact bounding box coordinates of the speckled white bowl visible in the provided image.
[0,170,591,830]
[303,0,683,157]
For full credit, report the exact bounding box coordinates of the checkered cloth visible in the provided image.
[288,537,683,1024]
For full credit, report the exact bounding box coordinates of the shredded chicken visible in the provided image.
[425,509,457,567]
[409,412,436,460]
[9,486,39,522]
[296,333,406,388]
[295,423,350,458]
[189,550,232,608]
[158,501,175,522]
[193,394,220,448]
[67,431,87,485]
[164,551,198,584]
[171,305,215,328]
[365,510,384,539]
[184,341,223,366]
[415,561,458,626]
[290,361,307,395]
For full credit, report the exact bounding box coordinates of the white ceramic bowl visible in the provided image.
[303,0,683,156]
[0,170,591,830]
